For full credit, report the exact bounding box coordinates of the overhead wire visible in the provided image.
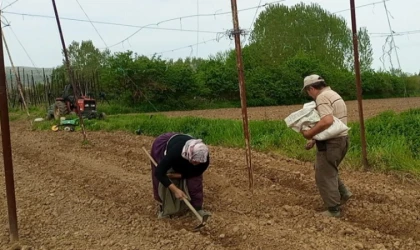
[147,29,420,58]
[1,13,10,28]
[1,0,285,50]
[382,0,401,69]
[1,0,389,52]
[196,0,199,58]
[2,15,56,84]
[6,25,50,88]
[148,38,220,57]
[381,0,404,95]
[1,11,222,35]
[6,25,41,73]
[148,0,403,57]
[1,19,45,114]
[2,0,19,10]
[333,0,390,14]
[155,0,285,24]
[245,0,264,44]
[0,0,387,30]
[75,0,108,48]
[103,0,285,49]
[371,30,420,37]
[1,0,417,64]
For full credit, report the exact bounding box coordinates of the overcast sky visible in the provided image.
[1,0,419,74]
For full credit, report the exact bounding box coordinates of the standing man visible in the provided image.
[300,74,353,217]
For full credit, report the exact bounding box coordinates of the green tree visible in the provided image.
[356,27,374,72]
[195,53,238,101]
[66,40,109,72]
[249,3,353,69]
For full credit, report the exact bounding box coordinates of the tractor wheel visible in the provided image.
[63,126,74,132]
[46,112,54,120]
[46,104,55,120]
[54,101,68,120]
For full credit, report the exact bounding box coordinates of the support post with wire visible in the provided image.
[229,0,254,190]
[0,13,19,243]
[349,0,369,168]
[1,30,30,119]
[51,0,88,141]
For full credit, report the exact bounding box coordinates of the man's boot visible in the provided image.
[321,206,341,218]
[339,185,353,205]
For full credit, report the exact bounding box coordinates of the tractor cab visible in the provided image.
[77,96,103,119]
[47,84,106,120]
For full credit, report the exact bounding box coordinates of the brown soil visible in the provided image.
[151,97,420,122]
[1,111,420,249]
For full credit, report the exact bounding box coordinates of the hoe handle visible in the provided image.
[142,146,181,178]
[182,197,203,222]
[143,146,158,166]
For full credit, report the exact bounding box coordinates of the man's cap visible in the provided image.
[302,74,324,92]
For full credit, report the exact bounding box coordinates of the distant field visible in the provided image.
[149,97,420,122]
[5,66,53,85]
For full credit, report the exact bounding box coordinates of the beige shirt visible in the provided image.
[315,86,348,137]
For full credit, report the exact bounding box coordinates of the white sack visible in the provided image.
[284,101,350,141]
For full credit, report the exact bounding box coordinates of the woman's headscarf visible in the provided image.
[181,139,209,163]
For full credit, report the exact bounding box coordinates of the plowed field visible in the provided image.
[153,97,420,122]
[1,97,420,249]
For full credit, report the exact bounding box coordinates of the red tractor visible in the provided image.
[47,84,106,120]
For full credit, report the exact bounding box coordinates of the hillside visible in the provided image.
[5,66,54,86]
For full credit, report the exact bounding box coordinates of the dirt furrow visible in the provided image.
[0,122,420,249]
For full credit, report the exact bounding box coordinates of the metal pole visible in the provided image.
[51,0,88,141]
[350,0,368,168]
[0,18,19,243]
[229,0,254,190]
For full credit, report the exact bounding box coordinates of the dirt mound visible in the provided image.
[0,121,420,249]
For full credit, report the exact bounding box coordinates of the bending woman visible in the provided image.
[150,132,211,218]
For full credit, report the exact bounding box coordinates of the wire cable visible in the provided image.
[149,38,220,57]
[245,0,264,44]
[149,28,420,57]
[196,0,199,58]
[371,30,420,37]
[1,11,222,35]
[382,0,401,69]
[103,0,285,49]
[2,0,385,51]
[2,0,19,10]
[333,0,390,14]
[7,26,40,71]
[75,0,108,48]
